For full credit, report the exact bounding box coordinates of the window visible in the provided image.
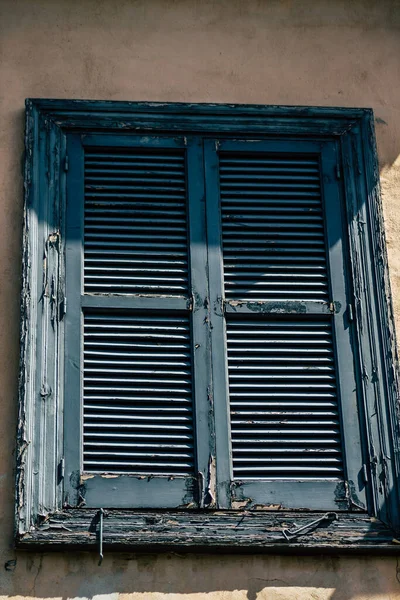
[17,100,400,551]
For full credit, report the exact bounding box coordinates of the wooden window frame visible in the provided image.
[17,99,400,552]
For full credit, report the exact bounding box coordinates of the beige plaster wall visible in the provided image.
[1,0,400,598]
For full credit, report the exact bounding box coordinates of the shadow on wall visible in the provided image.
[2,551,400,600]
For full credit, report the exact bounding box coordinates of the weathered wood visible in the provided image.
[17,509,399,553]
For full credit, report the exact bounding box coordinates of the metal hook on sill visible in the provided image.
[98,508,105,565]
[282,512,338,541]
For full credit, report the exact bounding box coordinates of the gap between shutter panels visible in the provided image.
[83,313,194,475]
[220,151,344,481]
[220,153,329,303]
[84,148,188,296]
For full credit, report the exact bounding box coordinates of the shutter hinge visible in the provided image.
[58,457,65,481]
[188,294,194,311]
[362,464,369,485]
[59,296,67,321]
[329,301,335,314]
[348,303,354,321]
[64,155,69,171]
[335,162,341,180]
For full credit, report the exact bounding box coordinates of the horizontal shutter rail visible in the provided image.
[85,404,193,413]
[233,439,341,445]
[85,441,192,448]
[233,446,342,453]
[85,413,193,421]
[85,192,186,200]
[86,171,185,180]
[85,432,193,440]
[221,191,321,198]
[84,146,189,296]
[219,158,319,166]
[81,296,190,312]
[220,171,320,178]
[84,396,193,404]
[221,199,322,206]
[85,168,185,177]
[86,184,186,193]
[85,353,191,360]
[221,182,320,190]
[223,254,325,261]
[85,202,186,210]
[85,151,186,160]
[85,217,186,226]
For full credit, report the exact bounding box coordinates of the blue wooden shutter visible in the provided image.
[206,139,366,510]
[64,135,210,508]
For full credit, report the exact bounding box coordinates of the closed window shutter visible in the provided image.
[206,139,366,510]
[82,146,193,476]
[64,135,209,509]
[221,152,342,480]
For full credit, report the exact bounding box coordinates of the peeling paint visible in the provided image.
[227,300,308,314]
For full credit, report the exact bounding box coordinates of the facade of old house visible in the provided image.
[1,1,400,598]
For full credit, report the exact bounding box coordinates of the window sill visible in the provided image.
[16,510,399,554]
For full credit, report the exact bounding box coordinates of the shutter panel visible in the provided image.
[83,313,193,475]
[220,151,342,480]
[205,139,366,510]
[64,135,209,509]
[84,148,188,295]
[220,154,328,302]
[227,319,343,479]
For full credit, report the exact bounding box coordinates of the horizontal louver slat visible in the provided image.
[84,148,188,296]
[227,319,344,480]
[83,313,194,475]
[220,152,329,302]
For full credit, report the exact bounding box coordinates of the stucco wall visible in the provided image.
[1,1,400,598]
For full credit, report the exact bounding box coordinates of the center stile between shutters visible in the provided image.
[64,134,366,512]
